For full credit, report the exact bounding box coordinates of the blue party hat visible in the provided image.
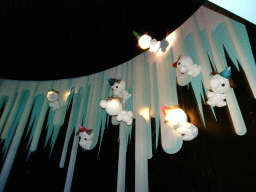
[219,66,231,79]
[107,77,117,86]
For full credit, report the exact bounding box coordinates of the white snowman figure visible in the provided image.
[100,97,133,125]
[207,67,235,107]
[117,110,133,125]
[160,106,198,141]
[175,122,198,141]
[76,125,94,150]
[172,56,202,77]
[47,89,61,111]
[107,78,131,103]
[100,97,122,116]
[138,34,161,53]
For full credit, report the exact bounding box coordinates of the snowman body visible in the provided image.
[173,56,201,77]
[47,91,61,111]
[207,74,231,107]
[176,122,198,141]
[100,98,133,125]
[100,98,122,116]
[116,110,133,125]
[138,34,161,53]
[149,39,161,53]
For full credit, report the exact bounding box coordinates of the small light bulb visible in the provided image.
[165,108,187,125]
[109,99,119,108]
[138,34,152,49]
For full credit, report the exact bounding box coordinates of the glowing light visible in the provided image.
[149,41,161,53]
[108,98,121,109]
[156,48,163,55]
[165,108,187,125]
[64,91,70,101]
[138,34,152,49]
[139,107,150,120]
[166,32,176,47]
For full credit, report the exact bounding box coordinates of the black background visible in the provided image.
[0,0,206,80]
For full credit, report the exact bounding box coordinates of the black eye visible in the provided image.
[221,83,225,87]
[178,62,181,65]
[116,86,118,88]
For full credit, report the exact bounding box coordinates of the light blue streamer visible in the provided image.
[142,60,152,159]
[49,87,75,157]
[82,84,91,125]
[186,33,214,127]
[214,22,240,70]
[44,109,55,148]
[0,96,8,113]
[126,88,133,145]
[151,62,160,149]
[201,28,216,71]
[2,90,30,158]
[25,94,45,150]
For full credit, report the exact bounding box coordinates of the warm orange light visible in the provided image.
[139,107,150,120]
[166,32,176,47]
[64,91,70,101]
[138,34,152,49]
[165,108,187,125]
[108,98,121,108]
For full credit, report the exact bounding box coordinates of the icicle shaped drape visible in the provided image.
[1,5,256,192]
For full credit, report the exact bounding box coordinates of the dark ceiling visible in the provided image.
[0,0,207,81]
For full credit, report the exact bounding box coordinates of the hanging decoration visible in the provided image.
[116,110,133,126]
[76,125,94,150]
[134,31,161,53]
[160,106,198,141]
[175,122,199,141]
[47,88,61,111]
[160,106,187,126]
[172,56,202,77]
[100,97,133,126]
[107,78,131,103]
[100,97,123,116]
[206,67,236,107]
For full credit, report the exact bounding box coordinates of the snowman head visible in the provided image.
[107,78,126,93]
[172,56,194,74]
[209,67,235,93]
[105,97,122,116]
[209,74,230,93]
[47,90,59,102]
[111,80,125,93]
[77,126,94,141]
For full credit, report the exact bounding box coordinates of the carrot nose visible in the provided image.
[172,61,178,68]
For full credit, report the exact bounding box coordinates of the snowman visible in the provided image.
[117,110,133,125]
[76,125,94,150]
[206,67,235,107]
[100,97,133,125]
[47,89,61,111]
[138,34,161,53]
[107,78,131,103]
[176,122,198,141]
[172,56,202,77]
[160,106,198,141]
[100,97,122,116]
